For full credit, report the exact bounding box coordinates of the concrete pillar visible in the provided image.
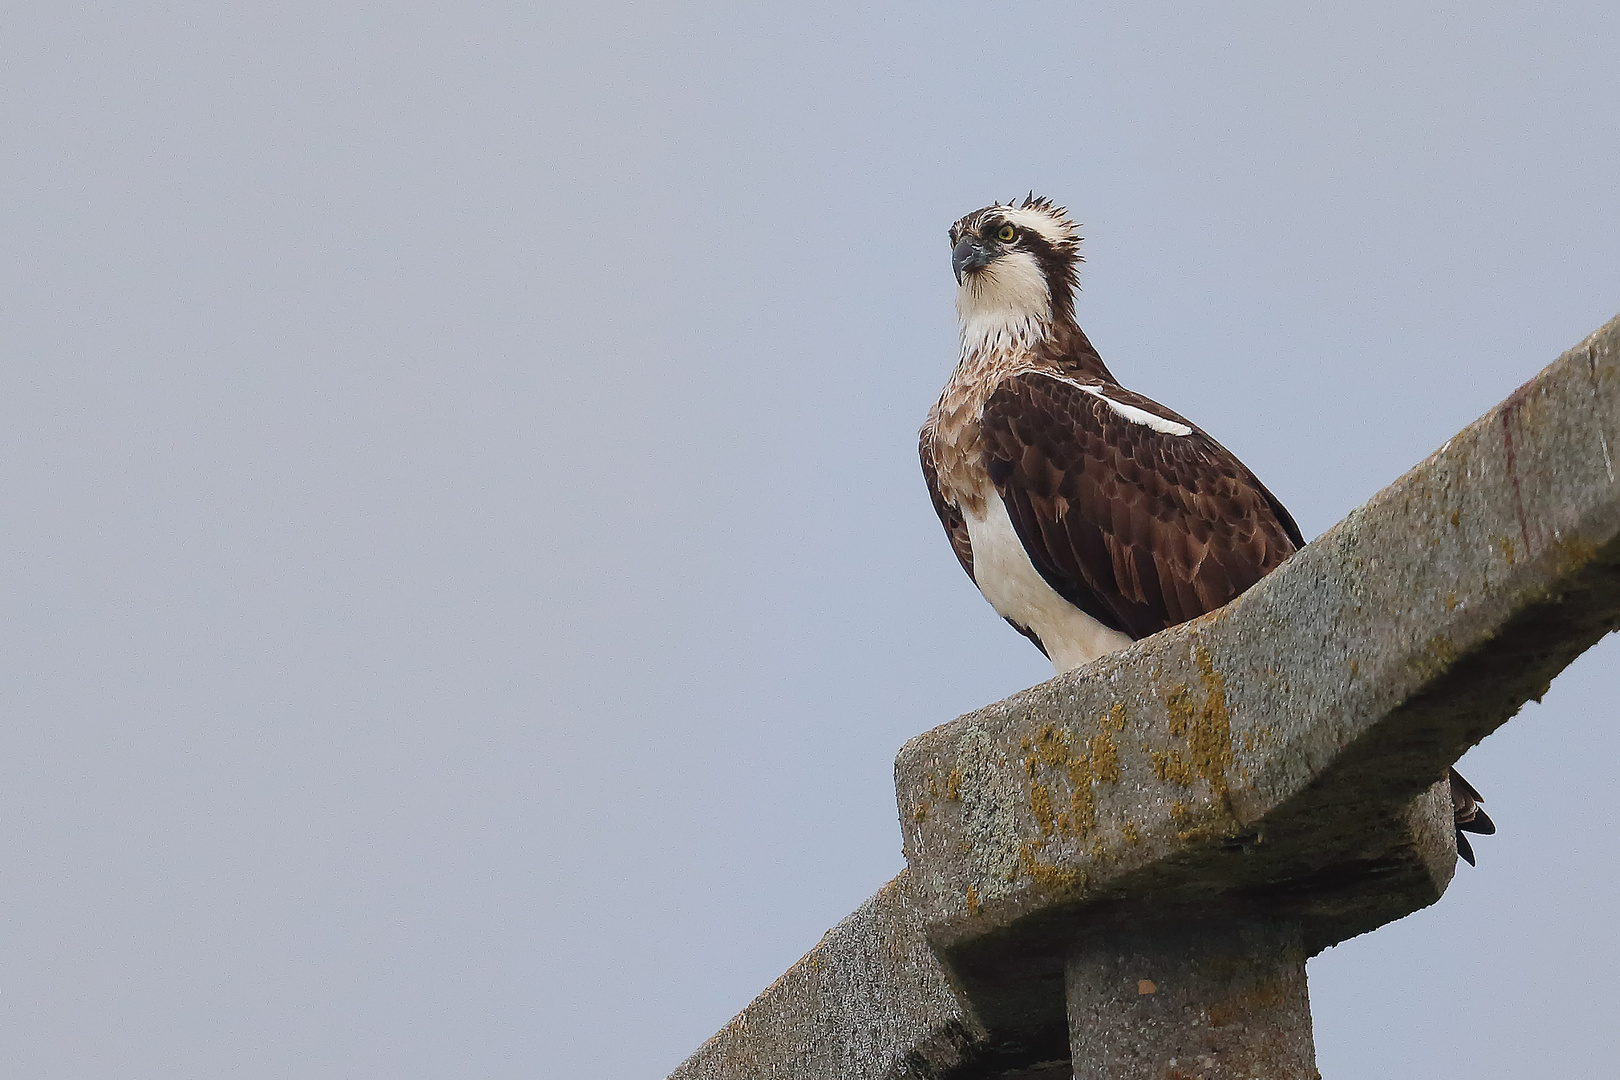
[1066,917,1318,1080]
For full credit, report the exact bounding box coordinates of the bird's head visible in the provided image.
[949,194,1082,345]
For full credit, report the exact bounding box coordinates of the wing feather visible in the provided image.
[979,372,1301,639]
[919,425,975,582]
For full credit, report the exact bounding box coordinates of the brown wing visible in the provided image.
[919,424,975,582]
[921,423,1050,655]
[979,372,1303,641]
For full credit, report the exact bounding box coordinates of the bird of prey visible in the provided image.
[919,194,1495,863]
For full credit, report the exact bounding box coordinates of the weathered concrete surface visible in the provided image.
[1066,916,1316,1080]
[667,872,991,1080]
[895,312,1620,1062]
[669,312,1620,1080]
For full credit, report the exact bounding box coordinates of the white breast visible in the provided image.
[964,488,1135,673]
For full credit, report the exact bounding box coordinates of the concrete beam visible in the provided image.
[669,313,1620,1079]
[666,873,992,1080]
[895,312,1620,1060]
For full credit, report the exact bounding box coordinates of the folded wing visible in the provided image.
[978,371,1304,640]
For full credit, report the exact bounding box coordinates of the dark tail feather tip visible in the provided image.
[1455,829,1477,866]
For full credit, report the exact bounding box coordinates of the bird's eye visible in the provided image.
[997,224,1016,242]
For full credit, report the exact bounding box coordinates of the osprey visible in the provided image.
[920,195,1495,863]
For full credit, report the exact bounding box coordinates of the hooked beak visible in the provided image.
[952,237,993,284]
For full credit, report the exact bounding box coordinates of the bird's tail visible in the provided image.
[1449,767,1496,866]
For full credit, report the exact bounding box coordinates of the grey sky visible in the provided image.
[5,3,1618,1077]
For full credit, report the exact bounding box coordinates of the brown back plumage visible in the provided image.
[977,369,1304,640]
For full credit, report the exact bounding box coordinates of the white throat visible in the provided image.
[956,250,1051,357]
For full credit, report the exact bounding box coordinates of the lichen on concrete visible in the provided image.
[672,312,1620,1080]
[886,311,1620,1075]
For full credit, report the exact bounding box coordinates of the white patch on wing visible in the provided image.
[965,487,1135,674]
[956,250,1050,356]
[1035,373,1193,436]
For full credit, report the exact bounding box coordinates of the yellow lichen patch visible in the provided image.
[1412,634,1460,679]
[1018,842,1085,891]
[1105,703,1127,731]
[1147,651,1236,790]
[911,801,931,823]
[1185,647,1234,797]
[1032,722,1070,767]
[1068,757,1096,837]
[964,885,980,917]
[1066,753,1093,788]
[1165,683,1195,739]
[1175,820,1236,844]
[1122,821,1141,845]
[1445,592,1458,611]
[1170,800,1191,822]
[1449,509,1461,527]
[1015,717,1109,840]
[1147,652,1239,822]
[1149,747,1198,786]
[944,767,963,802]
[1030,782,1056,836]
[1169,800,1244,844]
[1349,659,1359,678]
[1495,535,1517,565]
[1090,729,1120,784]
